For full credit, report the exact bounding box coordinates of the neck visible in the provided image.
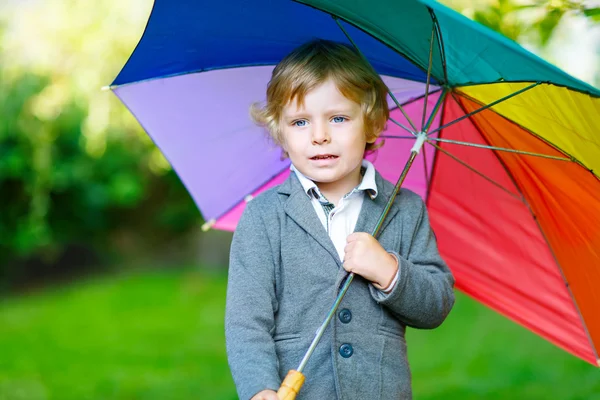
[315,165,362,206]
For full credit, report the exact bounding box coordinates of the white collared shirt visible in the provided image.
[291,160,398,293]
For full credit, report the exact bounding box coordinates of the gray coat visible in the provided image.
[225,171,455,400]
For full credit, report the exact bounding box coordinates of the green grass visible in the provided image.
[0,268,598,399]
[408,296,600,400]
[0,268,234,400]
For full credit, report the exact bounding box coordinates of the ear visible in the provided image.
[279,138,288,153]
[278,137,290,159]
[280,149,290,161]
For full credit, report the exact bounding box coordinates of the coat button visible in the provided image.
[339,343,353,358]
[339,308,352,323]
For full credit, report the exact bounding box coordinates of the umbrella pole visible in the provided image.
[277,132,428,399]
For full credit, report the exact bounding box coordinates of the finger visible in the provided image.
[348,240,365,257]
[349,231,369,242]
[342,260,353,273]
[344,242,354,254]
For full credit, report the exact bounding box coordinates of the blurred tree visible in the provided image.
[0,0,201,285]
[443,0,600,45]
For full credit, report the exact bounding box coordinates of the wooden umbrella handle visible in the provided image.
[277,370,305,400]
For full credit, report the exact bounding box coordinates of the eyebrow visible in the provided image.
[282,111,309,121]
[283,107,355,119]
[324,108,353,115]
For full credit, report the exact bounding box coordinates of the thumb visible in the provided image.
[346,232,361,243]
[266,392,280,400]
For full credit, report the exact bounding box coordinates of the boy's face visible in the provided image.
[281,79,374,195]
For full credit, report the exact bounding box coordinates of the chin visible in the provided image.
[311,174,341,184]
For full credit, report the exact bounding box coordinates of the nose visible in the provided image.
[311,122,330,145]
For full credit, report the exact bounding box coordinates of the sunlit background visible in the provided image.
[0,1,599,399]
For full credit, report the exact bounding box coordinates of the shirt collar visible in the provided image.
[290,159,378,202]
[356,160,378,199]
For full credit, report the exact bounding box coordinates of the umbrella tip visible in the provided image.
[101,85,112,92]
[201,219,216,232]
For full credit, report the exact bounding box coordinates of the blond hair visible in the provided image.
[250,39,389,153]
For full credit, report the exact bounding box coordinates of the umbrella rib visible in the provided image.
[426,141,524,202]
[386,89,419,133]
[422,141,430,192]
[382,135,418,139]
[105,62,284,90]
[429,82,540,134]
[455,91,599,180]
[428,138,572,161]
[388,118,415,135]
[201,163,292,231]
[456,80,600,98]
[425,94,448,203]
[389,88,442,113]
[424,89,447,132]
[428,8,449,84]
[334,17,419,133]
[388,88,444,135]
[420,88,448,192]
[421,24,436,130]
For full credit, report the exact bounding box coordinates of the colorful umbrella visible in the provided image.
[107,0,600,367]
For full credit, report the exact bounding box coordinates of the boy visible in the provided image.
[225,39,455,400]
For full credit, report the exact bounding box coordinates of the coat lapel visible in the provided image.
[278,174,342,265]
[353,171,401,236]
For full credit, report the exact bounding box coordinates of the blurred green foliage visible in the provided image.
[445,0,600,45]
[0,1,200,279]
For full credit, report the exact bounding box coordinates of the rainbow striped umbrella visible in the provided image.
[108,0,600,366]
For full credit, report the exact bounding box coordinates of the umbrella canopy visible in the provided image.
[109,0,600,366]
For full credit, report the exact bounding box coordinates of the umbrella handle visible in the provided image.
[277,370,305,400]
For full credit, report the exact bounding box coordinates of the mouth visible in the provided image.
[310,154,338,160]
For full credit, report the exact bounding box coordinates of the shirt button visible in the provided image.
[339,343,353,358]
[338,308,352,324]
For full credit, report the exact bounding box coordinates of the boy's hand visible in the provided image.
[344,232,398,290]
[251,389,279,400]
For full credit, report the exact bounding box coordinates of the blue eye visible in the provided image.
[332,116,346,123]
[294,120,307,127]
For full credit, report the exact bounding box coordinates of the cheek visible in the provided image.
[282,136,305,157]
[280,129,294,150]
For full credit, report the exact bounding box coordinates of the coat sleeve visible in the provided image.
[225,202,281,399]
[369,194,455,329]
